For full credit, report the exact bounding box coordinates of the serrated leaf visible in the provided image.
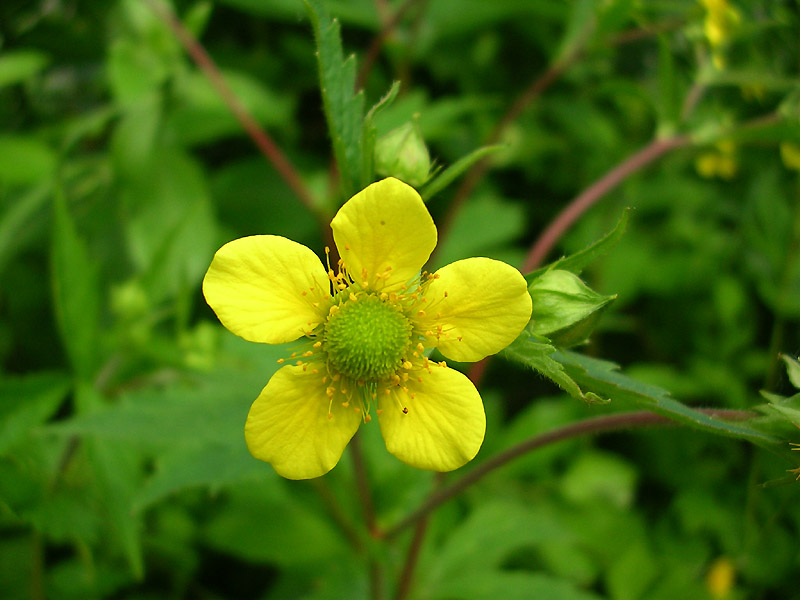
[419,144,504,201]
[0,372,70,455]
[553,350,781,445]
[527,208,630,279]
[305,0,365,197]
[502,332,606,403]
[51,193,101,381]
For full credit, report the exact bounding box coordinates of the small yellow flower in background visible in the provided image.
[695,139,738,180]
[699,0,740,70]
[202,177,532,479]
[705,556,735,599]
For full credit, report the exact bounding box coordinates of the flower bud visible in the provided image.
[528,270,615,347]
[374,120,431,187]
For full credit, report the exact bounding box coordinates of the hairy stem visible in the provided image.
[382,409,756,538]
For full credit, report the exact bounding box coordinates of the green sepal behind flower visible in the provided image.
[528,269,615,347]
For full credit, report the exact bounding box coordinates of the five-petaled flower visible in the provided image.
[202,177,532,479]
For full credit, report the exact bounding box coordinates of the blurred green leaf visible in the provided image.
[202,479,350,567]
[133,442,262,511]
[560,451,637,509]
[50,194,100,381]
[0,50,49,88]
[420,145,503,201]
[168,69,294,146]
[433,193,525,268]
[305,0,365,197]
[781,354,800,389]
[431,571,602,600]
[528,209,630,279]
[0,136,57,187]
[0,182,51,275]
[0,371,69,455]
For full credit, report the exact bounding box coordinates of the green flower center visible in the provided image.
[324,294,412,381]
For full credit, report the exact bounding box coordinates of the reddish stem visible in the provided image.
[144,0,320,220]
[521,135,690,272]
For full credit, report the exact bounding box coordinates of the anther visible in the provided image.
[380,292,388,301]
[342,401,349,408]
[277,358,285,364]
[332,373,340,382]
[376,409,383,415]
[458,336,463,342]
[296,360,303,366]
[417,310,426,317]
[345,244,350,250]
[444,291,448,298]
[365,414,372,423]
[313,341,322,349]
[312,369,319,374]
[326,386,336,397]
[417,343,425,352]
[403,361,413,370]
[302,351,313,357]
[402,407,409,414]
[349,292,357,302]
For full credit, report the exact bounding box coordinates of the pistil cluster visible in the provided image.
[279,249,451,422]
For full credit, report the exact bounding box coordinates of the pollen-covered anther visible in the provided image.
[302,351,313,357]
[365,414,372,423]
[391,374,401,385]
[402,361,413,370]
[326,386,336,397]
[342,401,350,408]
[380,292,388,301]
[277,358,285,364]
[349,293,358,302]
[417,310,426,317]
[416,343,425,352]
[313,341,322,349]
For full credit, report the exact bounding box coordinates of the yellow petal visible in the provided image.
[203,235,330,344]
[422,257,531,362]
[378,365,485,471]
[245,365,362,479]
[331,178,436,292]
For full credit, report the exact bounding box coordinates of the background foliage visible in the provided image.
[2,0,800,599]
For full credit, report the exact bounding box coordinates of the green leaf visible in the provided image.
[527,208,630,279]
[133,442,262,511]
[0,372,70,455]
[781,354,800,389]
[50,193,101,381]
[553,350,782,445]
[432,193,525,268]
[0,50,49,88]
[528,269,615,346]
[0,136,57,187]
[305,0,365,198]
[431,571,602,600]
[0,182,51,276]
[419,144,504,201]
[361,81,401,187]
[502,332,605,403]
[202,479,350,567]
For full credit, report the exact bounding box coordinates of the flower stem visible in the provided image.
[521,134,690,272]
[349,433,380,538]
[143,0,321,221]
[381,409,756,539]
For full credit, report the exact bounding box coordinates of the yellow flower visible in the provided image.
[202,177,532,479]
